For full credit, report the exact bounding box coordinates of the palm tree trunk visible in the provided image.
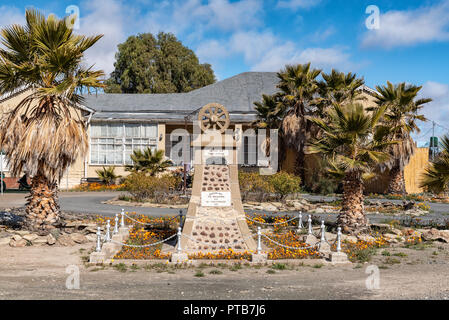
[338,172,368,234]
[387,166,406,195]
[24,173,60,232]
[294,148,306,182]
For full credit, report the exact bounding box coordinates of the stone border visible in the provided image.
[88,257,349,267]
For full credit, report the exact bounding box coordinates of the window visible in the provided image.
[90,123,157,165]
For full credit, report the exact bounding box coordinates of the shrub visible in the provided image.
[95,166,120,185]
[269,171,302,201]
[238,171,273,202]
[123,172,180,202]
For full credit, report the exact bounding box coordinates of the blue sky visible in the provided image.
[1,0,449,145]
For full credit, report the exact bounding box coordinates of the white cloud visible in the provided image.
[0,6,25,29]
[362,0,449,48]
[77,0,134,76]
[277,0,322,10]
[419,81,449,126]
[142,0,263,35]
[221,30,356,72]
[196,39,231,61]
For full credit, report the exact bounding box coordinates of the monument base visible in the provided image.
[251,253,268,263]
[329,251,349,264]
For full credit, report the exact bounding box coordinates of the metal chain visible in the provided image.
[261,234,320,250]
[109,234,177,248]
[245,215,298,226]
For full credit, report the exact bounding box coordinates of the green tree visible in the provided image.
[420,135,449,194]
[126,148,172,176]
[308,103,395,234]
[276,63,322,181]
[105,32,215,93]
[315,69,366,113]
[252,93,285,157]
[0,10,104,232]
[371,82,431,194]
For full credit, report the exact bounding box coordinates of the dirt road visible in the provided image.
[1,242,448,300]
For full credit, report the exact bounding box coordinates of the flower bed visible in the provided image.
[72,182,125,191]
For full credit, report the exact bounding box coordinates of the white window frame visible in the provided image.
[89,122,158,166]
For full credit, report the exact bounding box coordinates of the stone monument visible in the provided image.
[179,103,257,252]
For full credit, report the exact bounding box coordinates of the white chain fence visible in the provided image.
[96,209,343,253]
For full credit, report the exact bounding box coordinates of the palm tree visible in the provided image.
[276,63,322,181]
[316,69,366,112]
[252,93,285,157]
[372,82,431,194]
[0,10,104,232]
[308,103,395,234]
[420,135,449,194]
[126,148,172,176]
[96,166,120,185]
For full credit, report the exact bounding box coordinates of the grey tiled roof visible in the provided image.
[82,72,280,121]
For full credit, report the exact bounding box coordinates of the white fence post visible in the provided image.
[105,220,111,242]
[308,215,312,235]
[177,227,182,254]
[120,209,125,228]
[113,214,119,234]
[96,227,102,252]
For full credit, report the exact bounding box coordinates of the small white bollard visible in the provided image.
[120,209,125,228]
[177,227,182,254]
[96,227,102,252]
[257,226,262,254]
[337,227,342,252]
[113,214,119,234]
[297,212,303,231]
[105,220,111,242]
[308,215,312,235]
[320,220,326,242]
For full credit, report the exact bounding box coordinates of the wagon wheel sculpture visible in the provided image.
[198,103,230,133]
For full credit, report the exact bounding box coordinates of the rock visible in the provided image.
[23,234,39,242]
[12,234,22,241]
[14,230,30,236]
[69,233,88,244]
[421,229,449,243]
[261,203,278,211]
[47,234,56,245]
[390,228,403,236]
[0,211,24,228]
[57,234,76,246]
[370,223,391,233]
[33,236,48,246]
[0,237,11,246]
[341,235,358,243]
[383,233,399,243]
[85,234,97,242]
[314,208,325,214]
[403,201,415,210]
[9,238,27,247]
[49,229,61,240]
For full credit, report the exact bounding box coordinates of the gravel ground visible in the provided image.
[0,241,448,300]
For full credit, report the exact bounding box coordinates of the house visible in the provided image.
[0,72,429,193]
